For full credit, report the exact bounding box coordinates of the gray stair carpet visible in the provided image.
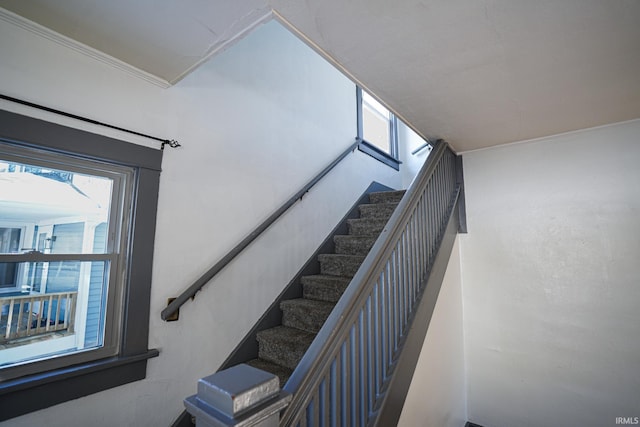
[247,189,405,385]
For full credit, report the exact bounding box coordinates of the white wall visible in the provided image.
[398,122,432,189]
[398,236,467,427]
[0,19,410,426]
[460,120,640,427]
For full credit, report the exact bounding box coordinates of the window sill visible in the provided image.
[0,349,159,421]
[357,140,401,171]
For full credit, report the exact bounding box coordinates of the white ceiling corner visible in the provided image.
[0,0,272,84]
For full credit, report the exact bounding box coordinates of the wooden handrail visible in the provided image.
[161,140,361,321]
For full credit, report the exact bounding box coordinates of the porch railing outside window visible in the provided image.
[1,292,77,343]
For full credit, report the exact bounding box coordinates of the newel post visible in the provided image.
[184,364,291,427]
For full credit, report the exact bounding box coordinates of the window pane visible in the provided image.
[0,260,108,368]
[363,105,391,153]
[0,262,18,289]
[0,227,21,253]
[362,91,392,154]
[0,158,113,254]
[0,229,22,290]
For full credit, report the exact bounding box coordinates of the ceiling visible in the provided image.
[1,0,639,152]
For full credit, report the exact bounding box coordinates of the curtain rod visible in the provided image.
[0,93,181,150]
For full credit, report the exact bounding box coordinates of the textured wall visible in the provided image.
[460,120,640,427]
[398,236,467,427]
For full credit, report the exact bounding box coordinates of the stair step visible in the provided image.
[318,253,365,277]
[347,217,389,236]
[369,190,406,204]
[256,326,316,370]
[334,234,378,255]
[359,202,398,220]
[245,358,293,387]
[281,299,335,333]
[245,190,406,383]
[301,275,351,303]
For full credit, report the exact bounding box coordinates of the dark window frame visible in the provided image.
[0,109,161,421]
[356,87,401,171]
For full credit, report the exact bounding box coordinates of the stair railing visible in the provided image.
[280,140,461,426]
[162,140,361,321]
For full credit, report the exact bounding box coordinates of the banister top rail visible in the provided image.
[161,139,360,321]
[282,139,446,386]
[280,140,459,425]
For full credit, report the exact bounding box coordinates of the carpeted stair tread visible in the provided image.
[256,326,316,370]
[301,275,351,303]
[346,217,389,236]
[281,298,335,333]
[369,190,406,204]
[318,253,365,277]
[248,189,406,381]
[359,202,399,220]
[334,234,378,255]
[245,358,293,386]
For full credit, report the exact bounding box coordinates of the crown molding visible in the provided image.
[0,7,171,88]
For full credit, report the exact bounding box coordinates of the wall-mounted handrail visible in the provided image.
[410,139,434,155]
[161,139,361,321]
[280,140,460,426]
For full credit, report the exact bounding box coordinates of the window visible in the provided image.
[0,145,130,375]
[356,87,400,170]
[0,109,161,421]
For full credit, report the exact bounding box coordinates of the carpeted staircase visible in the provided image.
[246,189,406,385]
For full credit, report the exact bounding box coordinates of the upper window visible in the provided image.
[356,87,400,170]
[0,109,161,421]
